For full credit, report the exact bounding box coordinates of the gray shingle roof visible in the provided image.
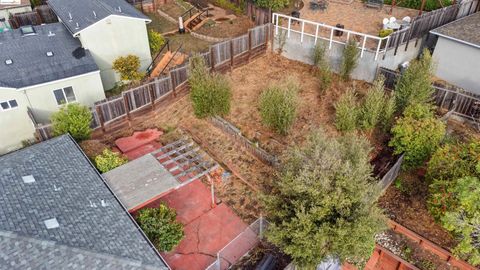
[0,23,99,89]
[48,0,151,35]
[0,135,168,269]
[431,12,480,48]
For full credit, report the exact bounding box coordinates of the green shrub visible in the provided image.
[378,29,393,38]
[335,88,359,132]
[254,0,289,10]
[264,129,386,268]
[215,0,243,14]
[148,30,166,55]
[359,76,388,130]
[136,203,185,252]
[94,149,128,173]
[383,94,396,131]
[51,103,92,141]
[389,103,445,169]
[427,141,480,220]
[259,78,299,135]
[189,54,232,118]
[394,49,435,112]
[340,39,359,81]
[441,176,480,265]
[312,43,328,68]
[317,68,333,94]
[383,0,453,11]
[112,55,144,82]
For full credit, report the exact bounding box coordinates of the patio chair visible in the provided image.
[366,0,383,9]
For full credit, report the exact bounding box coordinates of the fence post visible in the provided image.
[170,71,177,97]
[230,39,234,70]
[123,93,132,127]
[150,81,156,110]
[210,46,215,72]
[248,30,252,61]
[259,216,264,238]
[95,106,106,133]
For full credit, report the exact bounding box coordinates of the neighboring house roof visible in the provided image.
[48,0,151,36]
[430,12,480,49]
[0,23,99,89]
[0,0,31,10]
[0,135,168,269]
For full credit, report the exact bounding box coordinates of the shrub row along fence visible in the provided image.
[205,217,269,270]
[210,116,279,167]
[34,24,271,141]
[8,5,58,29]
[385,0,479,57]
[377,67,480,125]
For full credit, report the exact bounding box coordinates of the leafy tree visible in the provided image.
[148,30,166,55]
[254,0,289,10]
[259,78,299,135]
[427,141,480,220]
[389,103,445,169]
[94,149,128,173]
[340,39,359,81]
[137,203,185,252]
[359,76,389,130]
[264,129,386,268]
[51,103,92,141]
[442,176,480,265]
[394,49,435,112]
[112,55,144,82]
[334,88,359,132]
[189,54,231,118]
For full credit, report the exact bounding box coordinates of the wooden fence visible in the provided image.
[246,1,272,26]
[377,67,480,125]
[210,116,279,167]
[8,5,58,29]
[385,0,479,57]
[378,154,404,192]
[34,24,271,140]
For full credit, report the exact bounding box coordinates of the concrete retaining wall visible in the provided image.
[273,31,424,82]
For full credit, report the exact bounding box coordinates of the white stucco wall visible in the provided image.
[0,88,36,155]
[433,37,480,94]
[23,71,105,123]
[77,16,152,90]
[0,71,105,154]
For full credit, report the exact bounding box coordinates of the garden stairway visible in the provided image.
[183,8,210,32]
[149,51,187,78]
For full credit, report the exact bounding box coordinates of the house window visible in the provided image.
[0,99,18,111]
[53,87,76,105]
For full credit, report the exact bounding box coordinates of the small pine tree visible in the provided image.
[137,203,185,252]
[340,39,359,81]
[394,49,435,113]
[51,103,92,141]
[335,88,359,132]
[312,43,332,93]
[360,76,387,130]
[264,129,386,268]
[259,78,299,135]
[189,54,232,118]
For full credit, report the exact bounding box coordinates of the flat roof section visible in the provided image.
[103,154,180,210]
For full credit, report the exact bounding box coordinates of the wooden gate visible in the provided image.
[246,1,272,25]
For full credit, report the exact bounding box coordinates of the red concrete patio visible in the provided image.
[137,179,258,270]
[114,128,163,160]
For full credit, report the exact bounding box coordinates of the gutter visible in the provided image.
[430,30,480,49]
[68,134,172,270]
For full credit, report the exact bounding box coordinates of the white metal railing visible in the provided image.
[272,13,390,61]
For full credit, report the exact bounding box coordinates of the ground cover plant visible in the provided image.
[189,54,232,118]
[51,103,92,141]
[259,78,299,135]
[264,129,386,268]
[136,203,185,252]
[94,148,128,173]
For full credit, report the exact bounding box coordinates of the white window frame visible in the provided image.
[0,99,18,111]
[53,86,76,106]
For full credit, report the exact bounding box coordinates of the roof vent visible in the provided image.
[117,6,122,12]
[46,51,54,57]
[22,175,35,183]
[68,12,73,21]
[101,199,109,207]
[48,31,55,37]
[44,218,59,229]
[75,22,79,29]
[93,10,97,18]
[5,59,13,65]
